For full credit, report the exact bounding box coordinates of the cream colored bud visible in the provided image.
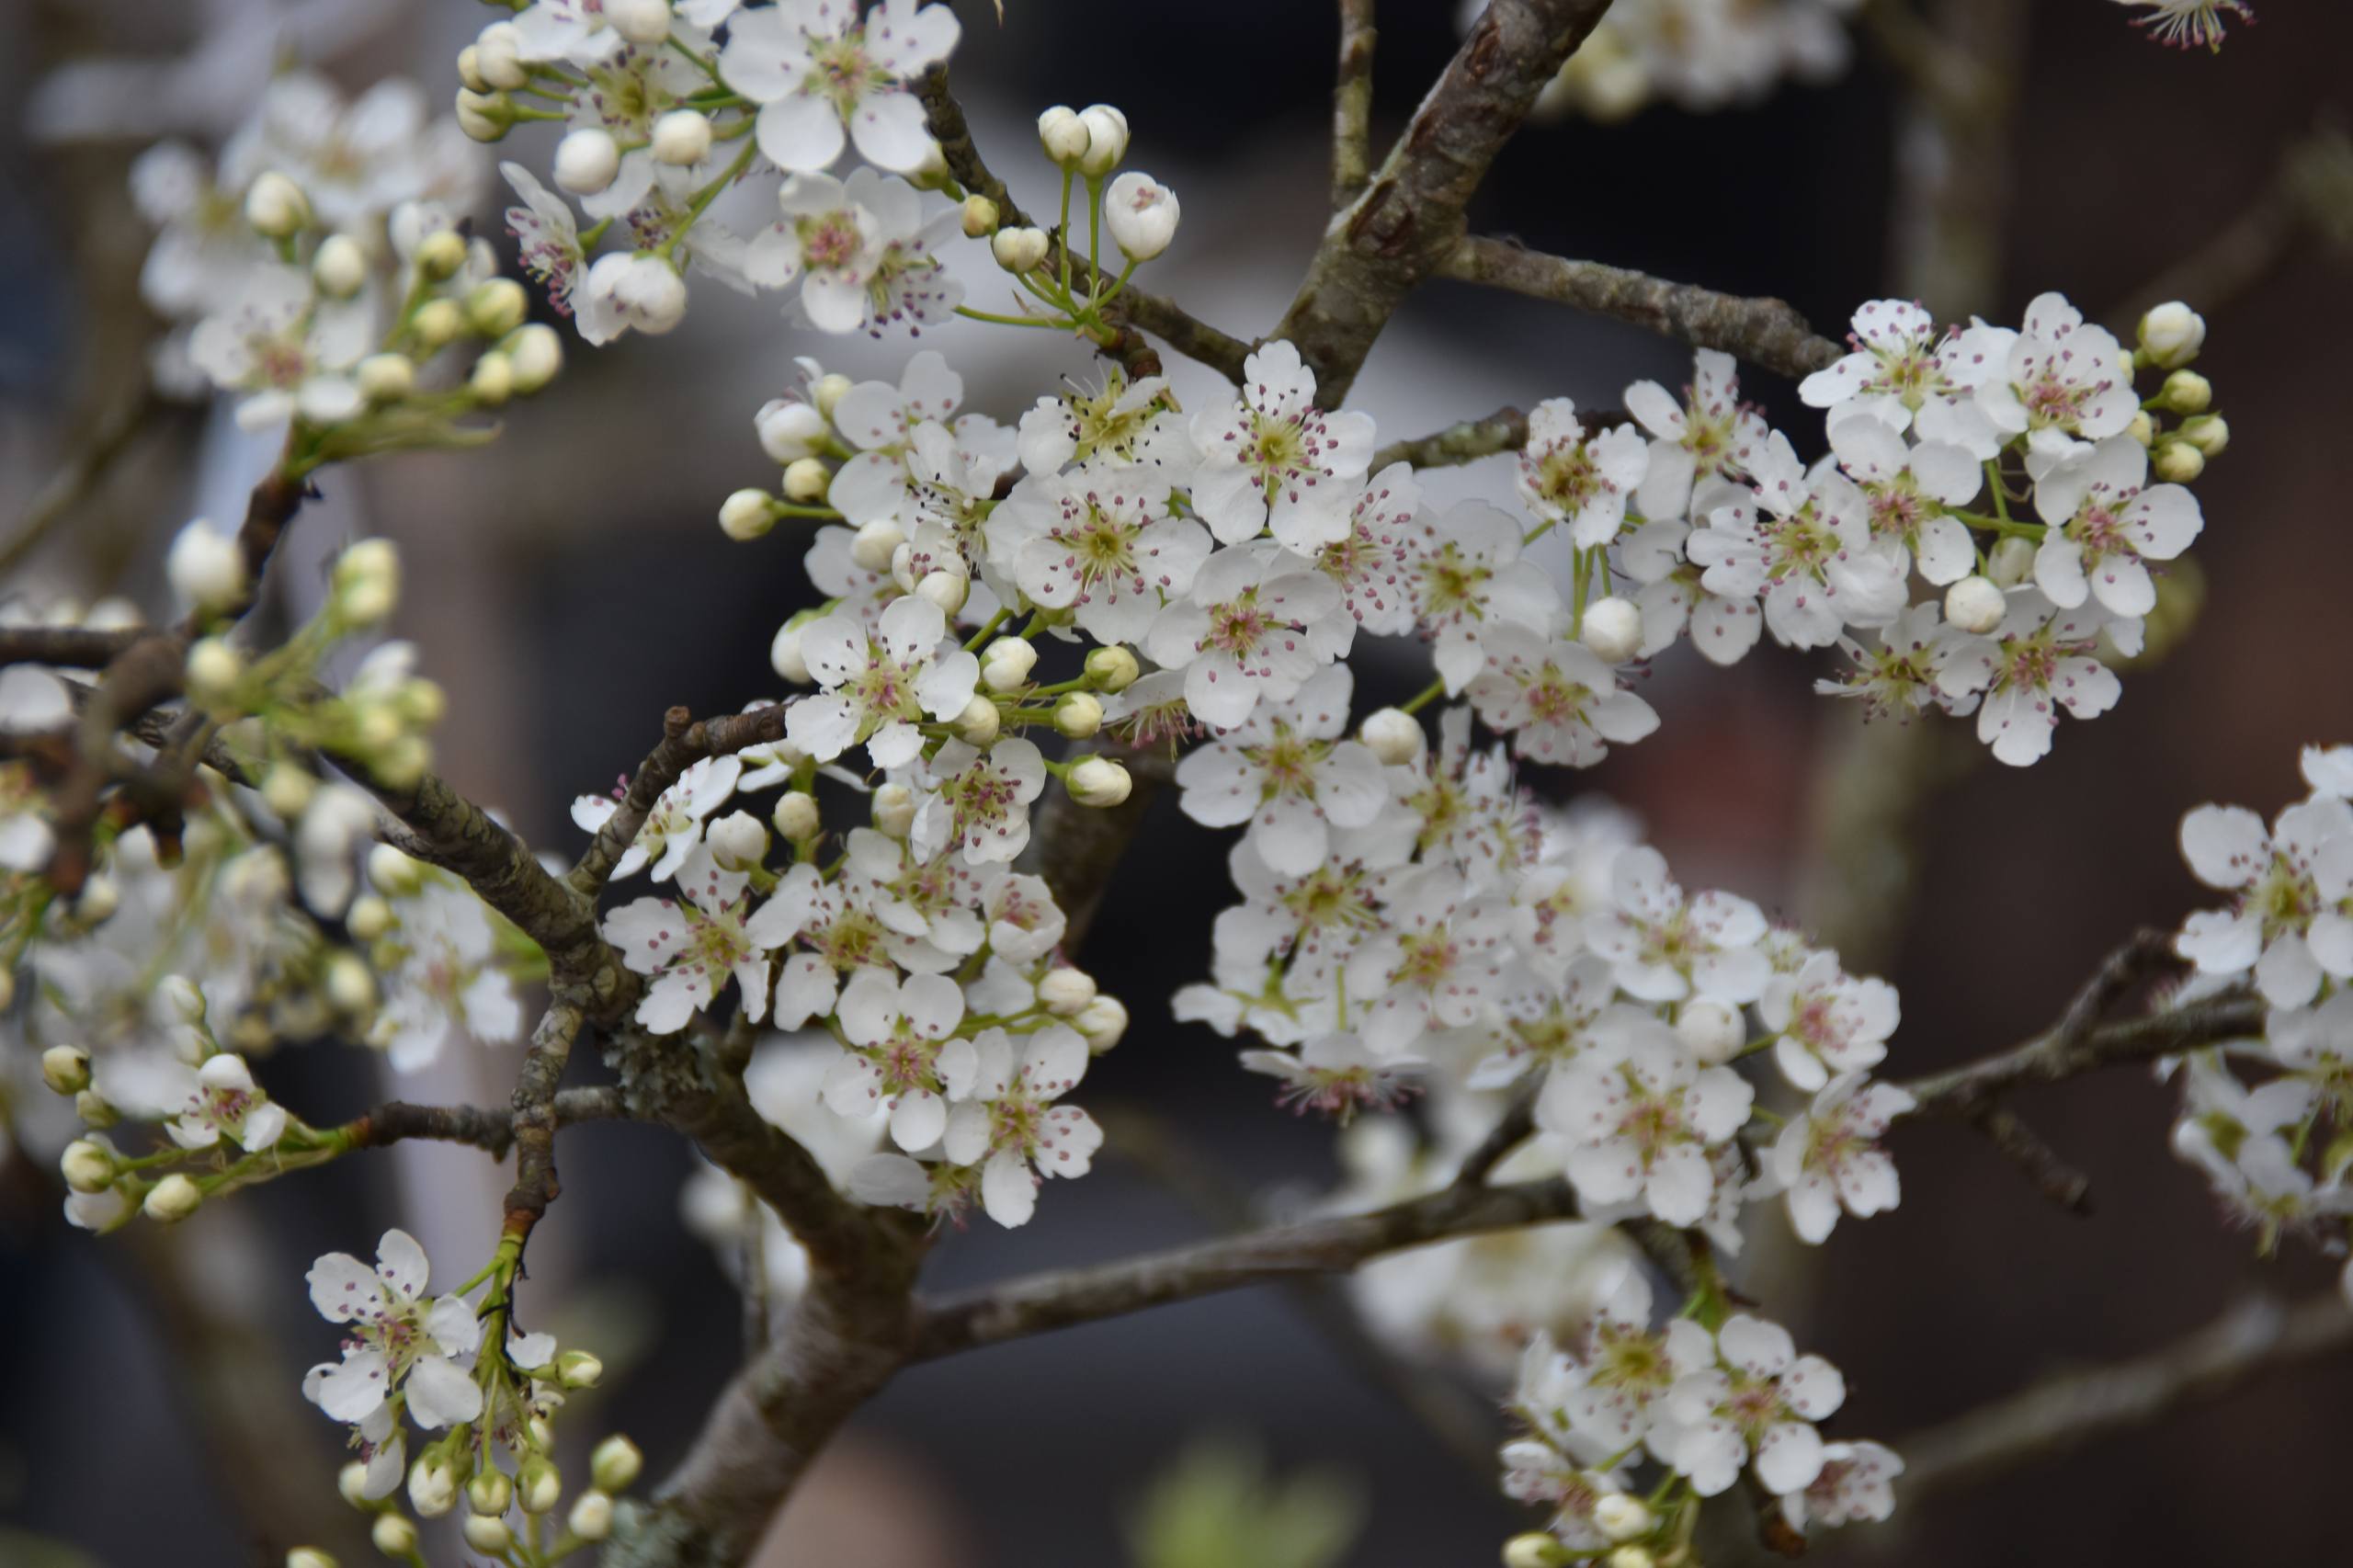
[467,1470,513,1517]
[468,351,515,407]
[42,1045,91,1096]
[554,128,622,195]
[261,764,317,820]
[961,195,1001,237]
[757,398,826,462]
[707,810,770,871]
[1075,994,1128,1051]
[358,352,415,404]
[1943,574,2007,635]
[62,1140,115,1193]
[721,488,780,541]
[407,1457,457,1517]
[1077,104,1129,176]
[608,0,675,47]
[168,519,245,616]
[813,372,853,419]
[915,568,969,617]
[411,297,463,349]
[161,972,207,1022]
[1104,173,1178,262]
[851,518,906,573]
[475,21,529,90]
[324,951,377,1016]
[1067,755,1131,808]
[556,1348,603,1389]
[653,107,713,166]
[2127,409,2156,448]
[370,1515,418,1557]
[467,278,529,339]
[873,783,917,838]
[1986,535,2036,588]
[1593,1494,1652,1542]
[244,171,312,238]
[74,875,118,925]
[2137,301,2206,369]
[1358,707,1424,765]
[991,225,1050,274]
[75,1089,116,1128]
[143,1173,203,1222]
[2153,440,2205,483]
[1053,690,1104,738]
[783,457,831,503]
[1675,998,1745,1066]
[516,1457,561,1514]
[569,1489,616,1540]
[1579,596,1643,664]
[369,843,425,896]
[313,233,368,300]
[770,615,815,684]
[1083,644,1140,692]
[337,1461,371,1507]
[2181,414,2230,457]
[457,44,489,94]
[414,229,469,283]
[2158,369,2211,415]
[591,1434,644,1492]
[185,637,244,700]
[953,695,1002,745]
[347,894,394,942]
[507,323,563,392]
[1037,105,1090,166]
[461,1515,512,1553]
[456,87,508,142]
[334,539,401,628]
[981,636,1038,692]
[1607,1549,1654,1568]
[1502,1534,1569,1568]
[773,790,822,841]
[1039,966,1097,1015]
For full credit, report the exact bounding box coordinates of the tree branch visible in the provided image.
[344,1087,630,1156]
[1015,740,1175,951]
[0,626,143,671]
[0,379,166,578]
[567,702,790,897]
[1369,404,1529,472]
[1332,0,1378,210]
[1274,0,1616,407]
[1452,1085,1537,1187]
[1438,237,1844,381]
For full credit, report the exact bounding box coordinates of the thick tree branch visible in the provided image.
[0,626,143,670]
[1438,237,1844,381]
[344,1087,630,1156]
[502,997,586,1242]
[568,702,790,897]
[1275,0,1616,407]
[1332,0,1379,209]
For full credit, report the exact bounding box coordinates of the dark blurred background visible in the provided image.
[4,1,2352,1564]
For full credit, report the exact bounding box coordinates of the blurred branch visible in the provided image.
[1897,1293,2353,1501]
[0,379,165,578]
[1332,0,1378,209]
[0,627,142,669]
[567,702,790,897]
[1451,1085,1536,1187]
[2115,125,2353,325]
[1369,405,1528,472]
[1438,238,1844,380]
[1015,740,1175,950]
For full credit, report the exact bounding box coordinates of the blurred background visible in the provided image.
[4,1,2353,1565]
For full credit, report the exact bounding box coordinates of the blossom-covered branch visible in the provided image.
[569,703,791,896]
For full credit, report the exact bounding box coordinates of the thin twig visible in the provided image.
[567,702,790,897]
[1452,1086,1537,1187]
[0,381,165,578]
[1332,0,1379,210]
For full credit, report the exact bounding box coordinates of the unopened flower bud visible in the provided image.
[756,398,828,461]
[334,539,401,628]
[2153,440,2205,483]
[1986,535,2036,588]
[2127,409,2156,448]
[915,568,969,617]
[1607,1549,1654,1568]
[991,225,1050,274]
[707,810,769,871]
[517,1456,562,1514]
[1077,104,1129,176]
[773,790,822,841]
[721,488,780,541]
[410,296,463,348]
[414,229,469,283]
[981,637,1038,692]
[1075,994,1128,1051]
[1037,106,1090,166]
[961,195,1000,237]
[2180,414,2230,457]
[324,951,377,1016]
[2137,301,2206,369]
[143,1173,203,1222]
[1067,755,1131,807]
[654,107,712,165]
[555,128,622,195]
[1502,1534,1569,1568]
[608,0,674,46]
[313,233,368,299]
[466,278,529,340]
[591,1434,644,1493]
[1039,966,1097,1015]
[569,1489,616,1540]
[74,875,119,925]
[1579,596,1643,664]
[953,695,1001,745]
[75,1089,116,1128]
[1053,691,1104,738]
[1105,173,1178,262]
[1083,644,1140,692]
[62,1140,115,1193]
[556,1348,603,1389]
[456,87,508,142]
[851,518,906,573]
[335,1461,373,1508]
[408,1457,457,1517]
[244,171,312,238]
[873,782,916,838]
[370,1515,418,1557]
[782,456,830,503]
[813,372,853,419]
[475,21,529,90]
[1675,998,1745,1066]
[1358,707,1423,765]
[469,352,515,407]
[262,764,317,820]
[461,1514,512,1553]
[42,1045,92,1096]
[507,323,563,392]
[1593,1494,1652,1541]
[466,1470,513,1517]
[2157,369,2211,415]
[357,352,415,404]
[185,637,244,700]
[369,843,425,897]
[457,45,488,94]
[1943,574,2007,635]
[348,895,395,944]
[168,519,245,617]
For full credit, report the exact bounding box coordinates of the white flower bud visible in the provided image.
[1942,574,2007,635]
[991,225,1050,274]
[74,874,119,926]
[773,790,822,841]
[2153,440,2205,483]
[1502,1534,1568,1568]
[2157,369,2211,415]
[507,323,563,392]
[915,568,969,617]
[414,229,468,283]
[1104,173,1179,262]
[457,45,488,94]
[654,107,713,165]
[556,1348,603,1389]
[1077,105,1129,176]
[1075,994,1128,1051]
[324,951,377,1016]
[313,233,368,300]
[407,1457,457,1517]
[1037,106,1090,166]
[608,0,674,45]
[813,372,853,419]
[2127,409,2156,448]
[586,251,687,335]
[461,1515,512,1553]
[569,1489,616,1540]
[1607,1549,1654,1568]
[261,764,316,820]
[366,845,423,899]
[244,171,312,238]
[1083,644,1140,692]
[980,636,1038,692]
[168,519,245,616]
[161,972,207,1022]
[347,894,393,942]
[1579,596,1643,664]
[756,398,829,462]
[953,695,1001,745]
[555,128,622,195]
[2181,414,2229,456]
[465,280,528,341]
[1039,966,1097,1016]
[873,783,916,838]
[475,21,529,90]
[2137,301,2206,369]
[333,539,401,628]
[456,87,507,142]
[370,1515,418,1557]
[358,352,415,404]
[61,1139,115,1193]
[517,1456,562,1514]
[469,352,516,407]
[1067,755,1131,808]
[337,1461,371,1507]
[961,195,1000,237]
[143,1173,203,1223]
[851,519,906,573]
[467,1471,513,1517]
[707,810,769,871]
[185,637,244,700]
[1053,690,1103,738]
[1358,707,1424,765]
[1675,998,1745,1066]
[1986,535,2036,588]
[720,488,780,541]
[411,297,464,347]
[42,1044,91,1096]
[777,460,827,506]
[591,1435,644,1493]
[75,1089,115,1128]
[1593,1494,1652,1542]
[770,617,813,684]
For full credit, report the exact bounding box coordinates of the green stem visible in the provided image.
[1397,677,1446,716]
[656,139,757,261]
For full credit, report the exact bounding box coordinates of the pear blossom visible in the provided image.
[1687,433,1905,652]
[1800,299,2009,457]
[571,755,744,881]
[302,1230,484,1436]
[162,1052,290,1153]
[1760,951,1900,1090]
[1516,399,1650,546]
[603,848,798,1032]
[1779,1439,1904,1531]
[1174,667,1388,876]
[1537,1019,1754,1225]
[1761,1074,1913,1243]
[1654,1314,1845,1496]
[372,881,525,1072]
[717,0,960,174]
[788,595,980,768]
[188,263,369,430]
[823,969,975,1149]
[911,738,1047,867]
[1239,1032,1423,1121]
[1585,846,1771,1006]
[1188,340,1375,551]
[1146,540,1350,730]
[2175,794,2353,1006]
[2113,1,2253,51]
[1933,587,2129,766]
[1348,869,1521,1055]
[1825,413,1981,584]
[827,349,967,524]
[985,460,1211,643]
[1623,347,1770,519]
[513,0,640,66]
[941,1024,1102,1225]
[1975,291,2137,472]
[745,167,957,335]
[2029,436,2203,616]
[1016,368,1195,479]
[1813,602,1981,722]
[1313,462,1422,633]
[1397,499,1564,691]
[1466,628,1659,769]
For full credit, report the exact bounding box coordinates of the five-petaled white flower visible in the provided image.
[1623,347,1770,520]
[718,0,960,174]
[823,969,976,1150]
[1188,340,1375,552]
[572,754,744,882]
[1538,1019,1755,1225]
[1146,540,1351,730]
[1799,299,2008,458]
[1517,399,1651,547]
[1174,666,1388,876]
[163,1052,289,1153]
[1760,1074,1913,1244]
[604,847,798,1033]
[188,263,369,431]
[1975,290,2137,472]
[2029,435,2202,616]
[302,1229,483,1437]
[1585,846,1771,1006]
[1654,1314,1846,1496]
[941,1023,1102,1226]
[1932,587,2130,767]
[1760,951,1900,1091]
[2176,794,2353,1006]
[788,595,981,768]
